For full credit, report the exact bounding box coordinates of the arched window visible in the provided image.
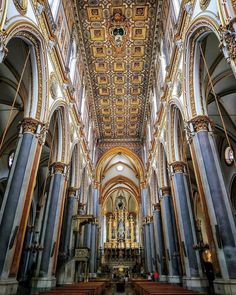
[172,0,181,20]
[69,40,77,82]
[49,0,60,19]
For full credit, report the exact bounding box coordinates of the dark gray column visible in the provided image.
[189,115,236,279]
[170,162,201,279]
[0,118,45,279]
[159,187,180,278]
[149,221,156,272]
[84,223,92,249]
[143,219,152,273]
[153,204,166,276]
[89,223,96,274]
[39,162,68,277]
[61,187,77,255]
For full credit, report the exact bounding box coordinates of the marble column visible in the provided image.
[61,187,77,256]
[153,203,166,280]
[143,218,152,273]
[170,161,204,289]
[188,116,236,287]
[35,162,68,289]
[149,219,156,272]
[0,118,46,294]
[89,222,96,275]
[159,187,180,283]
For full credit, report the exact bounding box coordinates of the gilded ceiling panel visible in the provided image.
[75,0,161,140]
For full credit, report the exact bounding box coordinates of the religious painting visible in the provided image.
[114,62,125,72]
[95,62,107,72]
[130,107,139,114]
[117,130,124,136]
[129,129,136,136]
[100,98,110,106]
[102,108,110,115]
[132,6,148,20]
[116,116,125,123]
[115,98,125,106]
[130,98,141,105]
[115,88,125,96]
[132,45,145,57]
[116,107,125,115]
[130,115,138,122]
[131,87,141,95]
[103,116,111,122]
[87,7,103,21]
[132,27,147,40]
[99,87,110,96]
[117,124,124,130]
[114,76,125,84]
[132,75,142,84]
[92,46,106,57]
[90,28,105,41]
[131,61,143,71]
[97,76,108,85]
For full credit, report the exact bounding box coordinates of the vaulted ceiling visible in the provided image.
[74,0,162,141]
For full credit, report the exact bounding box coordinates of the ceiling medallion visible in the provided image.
[107,9,130,56]
[13,0,27,15]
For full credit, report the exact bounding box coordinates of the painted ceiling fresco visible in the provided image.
[75,0,160,140]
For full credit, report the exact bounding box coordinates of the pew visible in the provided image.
[32,281,106,295]
[132,281,207,295]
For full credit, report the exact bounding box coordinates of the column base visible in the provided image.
[89,273,97,279]
[159,275,168,282]
[167,275,181,284]
[0,279,18,295]
[182,276,208,292]
[31,276,56,291]
[214,278,236,295]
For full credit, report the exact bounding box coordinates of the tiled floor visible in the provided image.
[104,283,135,295]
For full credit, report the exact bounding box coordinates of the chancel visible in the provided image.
[0,0,236,295]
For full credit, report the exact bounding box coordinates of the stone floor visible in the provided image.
[104,283,135,295]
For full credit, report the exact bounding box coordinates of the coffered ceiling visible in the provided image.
[74,0,161,141]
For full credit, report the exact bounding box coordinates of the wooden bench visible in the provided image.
[33,281,106,295]
[132,282,207,295]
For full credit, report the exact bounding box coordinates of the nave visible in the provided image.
[0,0,236,295]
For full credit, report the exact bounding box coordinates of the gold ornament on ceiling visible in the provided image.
[75,0,161,140]
[13,0,28,15]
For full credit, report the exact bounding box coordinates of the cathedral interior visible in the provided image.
[0,0,236,295]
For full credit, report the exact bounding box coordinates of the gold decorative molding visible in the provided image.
[160,186,171,196]
[68,187,78,197]
[154,203,161,211]
[189,115,214,132]
[170,161,186,174]
[50,162,67,174]
[200,0,210,10]
[13,0,28,15]
[21,117,41,134]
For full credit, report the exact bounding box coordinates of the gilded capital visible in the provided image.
[50,161,67,174]
[170,161,186,174]
[68,187,77,197]
[154,203,161,211]
[21,118,42,134]
[189,115,214,132]
[160,186,171,196]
